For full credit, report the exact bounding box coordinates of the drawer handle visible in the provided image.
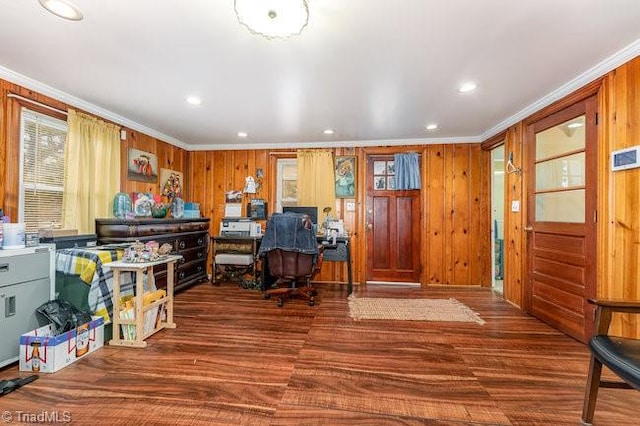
[5,295,16,317]
[197,251,204,258]
[179,258,186,265]
[197,237,204,245]
[197,266,203,272]
[179,271,186,279]
[179,241,186,250]
[0,263,9,273]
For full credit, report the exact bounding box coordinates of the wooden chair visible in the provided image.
[581,299,640,425]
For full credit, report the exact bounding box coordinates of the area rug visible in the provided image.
[348,296,485,324]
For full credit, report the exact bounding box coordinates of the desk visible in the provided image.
[211,236,261,285]
[106,255,181,348]
[318,236,353,295]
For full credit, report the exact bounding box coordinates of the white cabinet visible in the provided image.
[0,248,52,367]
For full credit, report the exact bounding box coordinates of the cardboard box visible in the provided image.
[19,316,104,373]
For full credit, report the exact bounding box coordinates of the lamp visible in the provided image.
[234,0,309,39]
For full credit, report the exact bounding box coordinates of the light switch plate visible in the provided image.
[511,200,520,212]
[346,202,356,212]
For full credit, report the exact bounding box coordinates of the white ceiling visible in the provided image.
[1,0,640,150]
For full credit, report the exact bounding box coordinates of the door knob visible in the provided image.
[524,225,533,232]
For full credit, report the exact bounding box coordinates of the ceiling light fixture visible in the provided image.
[458,82,478,93]
[567,122,583,129]
[323,129,335,135]
[185,96,202,105]
[234,0,309,40]
[38,0,84,21]
[237,132,248,138]
[425,124,438,131]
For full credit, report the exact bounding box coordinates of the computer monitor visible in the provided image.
[282,206,318,225]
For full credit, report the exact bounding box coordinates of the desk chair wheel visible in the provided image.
[277,297,284,307]
[308,298,315,306]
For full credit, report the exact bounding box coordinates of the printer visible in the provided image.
[220,218,261,237]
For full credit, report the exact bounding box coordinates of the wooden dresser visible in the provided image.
[95,218,210,292]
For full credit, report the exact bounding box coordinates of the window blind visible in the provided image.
[20,108,68,232]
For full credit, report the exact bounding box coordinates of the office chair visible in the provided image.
[581,299,640,425]
[258,212,323,307]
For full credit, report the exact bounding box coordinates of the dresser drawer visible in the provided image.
[178,261,207,282]
[176,233,207,251]
[177,246,207,266]
[0,251,50,286]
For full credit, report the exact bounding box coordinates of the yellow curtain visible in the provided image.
[296,149,336,216]
[62,110,121,234]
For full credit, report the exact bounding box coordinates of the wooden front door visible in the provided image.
[525,96,597,343]
[365,155,421,283]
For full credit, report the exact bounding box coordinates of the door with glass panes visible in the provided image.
[365,155,421,283]
[525,96,597,343]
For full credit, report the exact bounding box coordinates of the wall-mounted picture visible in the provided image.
[225,190,243,203]
[335,156,356,198]
[127,148,158,183]
[160,168,183,201]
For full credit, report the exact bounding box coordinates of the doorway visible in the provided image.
[525,95,597,343]
[365,154,421,284]
[491,145,505,295]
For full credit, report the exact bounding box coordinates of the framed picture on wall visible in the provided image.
[160,168,184,200]
[334,156,356,198]
[247,198,268,219]
[127,148,158,183]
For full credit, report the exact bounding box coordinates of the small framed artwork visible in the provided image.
[127,148,158,183]
[160,168,184,200]
[335,156,356,198]
[225,190,243,203]
[247,199,268,219]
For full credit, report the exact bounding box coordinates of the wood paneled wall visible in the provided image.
[423,144,490,286]
[489,56,640,338]
[600,58,640,337]
[0,78,189,223]
[4,78,494,289]
[502,125,526,307]
[120,129,188,197]
[186,144,490,287]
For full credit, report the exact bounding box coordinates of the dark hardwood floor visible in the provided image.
[1,282,639,425]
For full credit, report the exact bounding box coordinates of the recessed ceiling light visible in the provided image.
[39,0,84,21]
[323,129,335,135]
[458,82,478,93]
[567,122,583,129]
[185,96,202,105]
[425,124,438,131]
[237,132,248,138]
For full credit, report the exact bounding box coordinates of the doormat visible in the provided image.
[348,296,485,324]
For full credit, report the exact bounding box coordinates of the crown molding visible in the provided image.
[481,38,640,141]
[187,136,482,151]
[0,65,189,150]
[3,36,639,152]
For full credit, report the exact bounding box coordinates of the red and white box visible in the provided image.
[19,316,104,373]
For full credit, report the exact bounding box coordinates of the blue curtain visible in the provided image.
[394,152,421,190]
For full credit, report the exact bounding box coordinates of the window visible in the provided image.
[19,108,68,232]
[275,158,297,212]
